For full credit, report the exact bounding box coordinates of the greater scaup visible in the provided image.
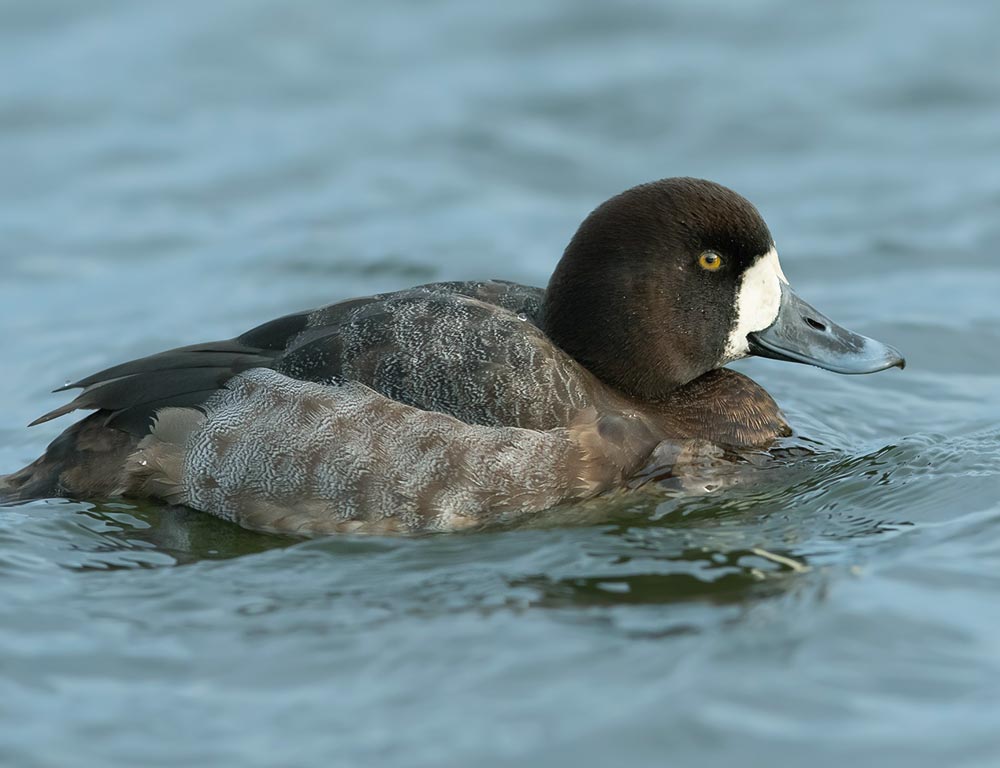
[1,178,904,533]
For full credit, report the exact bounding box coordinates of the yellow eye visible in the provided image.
[698,251,723,272]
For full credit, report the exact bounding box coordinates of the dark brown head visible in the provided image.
[543,177,904,402]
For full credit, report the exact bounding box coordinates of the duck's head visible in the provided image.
[543,177,904,400]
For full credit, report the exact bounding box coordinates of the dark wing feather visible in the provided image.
[102,389,226,433]
[31,365,260,428]
[56,346,272,391]
[31,310,314,433]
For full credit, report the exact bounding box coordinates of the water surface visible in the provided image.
[1,1,999,766]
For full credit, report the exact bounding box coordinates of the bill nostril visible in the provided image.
[804,316,828,332]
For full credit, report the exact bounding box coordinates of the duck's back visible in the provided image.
[32,280,599,437]
[275,282,597,430]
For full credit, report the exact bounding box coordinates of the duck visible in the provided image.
[0,178,904,534]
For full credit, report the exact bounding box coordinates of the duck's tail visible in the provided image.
[0,473,18,504]
[0,411,140,504]
[1,455,50,504]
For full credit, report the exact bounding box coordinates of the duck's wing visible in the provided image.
[28,280,584,436]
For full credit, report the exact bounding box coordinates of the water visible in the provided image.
[1,1,999,765]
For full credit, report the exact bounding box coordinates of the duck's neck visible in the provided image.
[540,294,703,402]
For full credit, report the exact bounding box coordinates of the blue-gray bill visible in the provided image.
[748,284,906,375]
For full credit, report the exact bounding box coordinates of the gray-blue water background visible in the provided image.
[1,1,999,766]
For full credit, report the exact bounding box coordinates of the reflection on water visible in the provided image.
[77,502,297,568]
[512,544,810,610]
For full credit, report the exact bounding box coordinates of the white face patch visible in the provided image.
[723,245,787,362]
